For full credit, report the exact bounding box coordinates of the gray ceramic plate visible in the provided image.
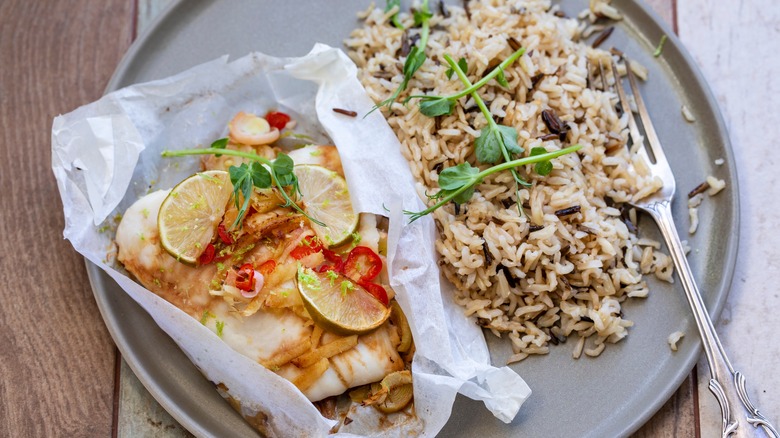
[88,0,738,436]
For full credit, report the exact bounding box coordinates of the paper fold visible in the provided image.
[51,44,531,437]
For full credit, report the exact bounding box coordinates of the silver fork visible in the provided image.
[606,56,778,438]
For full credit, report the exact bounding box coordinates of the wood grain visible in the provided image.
[0,1,134,437]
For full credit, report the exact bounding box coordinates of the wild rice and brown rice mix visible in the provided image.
[346,0,673,363]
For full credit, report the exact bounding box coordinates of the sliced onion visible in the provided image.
[228,112,281,145]
[375,370,413,413]
[241,272,265,299]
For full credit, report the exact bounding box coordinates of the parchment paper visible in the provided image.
[51,44,531,437]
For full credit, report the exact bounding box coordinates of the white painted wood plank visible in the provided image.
[677,1,780,435]
[117,359,193,438]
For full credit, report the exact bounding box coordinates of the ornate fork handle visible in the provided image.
[647,201,778,438]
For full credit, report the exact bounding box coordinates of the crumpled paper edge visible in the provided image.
[51,44,531,437]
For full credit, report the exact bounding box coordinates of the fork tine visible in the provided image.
[624,57,667,164]
[609,59,645,155]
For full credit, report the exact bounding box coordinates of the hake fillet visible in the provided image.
[116,190,403,401]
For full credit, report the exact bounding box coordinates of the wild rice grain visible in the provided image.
[347,0,671,360]
[332,108,357,117]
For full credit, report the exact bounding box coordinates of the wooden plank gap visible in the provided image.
[112,348,122,438]
[132,0,140,41]
[693,365,701,438]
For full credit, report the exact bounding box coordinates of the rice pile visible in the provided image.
[346,0,674,362]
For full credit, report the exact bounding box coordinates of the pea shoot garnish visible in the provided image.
[367,0,432,115]
[402,47,580,221]
[161,148,325,228]
[405,145,582,222]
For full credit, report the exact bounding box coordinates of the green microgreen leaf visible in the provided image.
[385,0,404,29]
[211,137,228,157]
[446,57,468,79]
[530,147,553,176]
[438,162,480,190]
[403,46,427,79]
[451,186,476,205]
[475,127,503,164]
[228,163,255,228]
[419,97,456,117]
[272,153,294,177]
[413,8,433,27]
[248,161,271,188]
[496,68,509,88]
[496,124,522,155]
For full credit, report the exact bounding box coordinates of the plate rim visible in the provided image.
[88,0,740,436]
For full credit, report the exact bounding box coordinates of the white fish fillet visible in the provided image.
[116,190,403,401]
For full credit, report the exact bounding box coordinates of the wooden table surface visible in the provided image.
[0,0,703,436]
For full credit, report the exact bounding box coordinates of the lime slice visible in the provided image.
[158,170,233,265]
[297,267,390,336]
[294,164,358,247]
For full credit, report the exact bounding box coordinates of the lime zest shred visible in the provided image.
[653,35,668,57]
[309,149,323,157]
[198,172,223,184]
[141,208,150,219]
[298,265,322,290]
[216,320,225,338]
[350,232,362,249]
[326,270,339,286]
[232,243,256,259]
[200,310,215,325]
[340,280,355,296]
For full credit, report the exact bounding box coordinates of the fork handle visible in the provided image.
[650,203,778,438]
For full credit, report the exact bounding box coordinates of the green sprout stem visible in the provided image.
[368,0,431,114]
[406,145,582,222]
[443,53,526,214]
[161,148,326,227]
[409,47,526,103]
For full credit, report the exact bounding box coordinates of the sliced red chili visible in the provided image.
[359,281,389,307]
[320,249,345,273]
[289,236,323,260]
[217,223,234,245]
[257,260,276,277]
[198,243,216,265]
[317,264,340,273]
[234,263,255,291]
[265,111,291,131]
[343,246,382,283]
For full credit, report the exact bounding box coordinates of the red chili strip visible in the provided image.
[265,111,291,131]
[198,243,216,265]
[359,281,389,307]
